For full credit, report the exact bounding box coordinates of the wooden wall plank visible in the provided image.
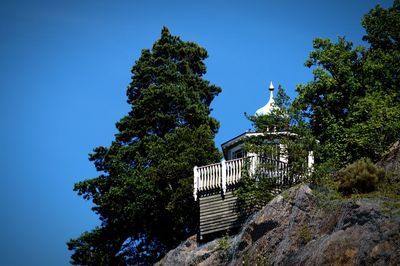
[198,189,254,239]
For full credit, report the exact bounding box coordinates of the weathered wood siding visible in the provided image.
[198,189,252,240]
[195,155,313,240]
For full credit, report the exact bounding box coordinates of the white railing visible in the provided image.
[194,156,279,200]
[193,152,314,200]
[225,157,245,186]
[192,154,315,200]
[194,161,223,192]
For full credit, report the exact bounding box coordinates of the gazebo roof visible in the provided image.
[255,81,276,116]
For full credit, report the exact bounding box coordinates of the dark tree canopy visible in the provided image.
[68,2,400,264]
[294,0,400,169]
[67,27,221,265]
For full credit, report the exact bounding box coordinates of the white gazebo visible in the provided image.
[221,81,275,161]
[193,81,314,240]
[193,81,314,200]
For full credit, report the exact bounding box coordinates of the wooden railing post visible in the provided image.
[249,153,257,178]
[279,144,288,164]
[307,151,314,175]
[193,166,198,201]
[221,159,227,195]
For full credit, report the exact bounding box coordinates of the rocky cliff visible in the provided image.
[157,183,400,265]
[157,142,400,265]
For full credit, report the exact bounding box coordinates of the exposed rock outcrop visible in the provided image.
[377,141,400,182]
[157,184,400,265]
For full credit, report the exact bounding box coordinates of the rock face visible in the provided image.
[377,141,400,182]
[157,184,400,265]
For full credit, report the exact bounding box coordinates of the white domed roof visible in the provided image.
[255,81,275,116]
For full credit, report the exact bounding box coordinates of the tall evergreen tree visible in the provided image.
[67,27,221,265]
[294,0,400,169]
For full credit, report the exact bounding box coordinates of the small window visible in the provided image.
[232,149,244,159]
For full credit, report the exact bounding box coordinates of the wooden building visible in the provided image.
[193,82,314,240]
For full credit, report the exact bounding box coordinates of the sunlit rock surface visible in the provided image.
[157,183,400,266]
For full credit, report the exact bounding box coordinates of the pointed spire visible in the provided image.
[269,81,274,101]
[255,81,276,116]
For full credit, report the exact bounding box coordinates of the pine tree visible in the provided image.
[294,0,400,169]
[67,27,221,265]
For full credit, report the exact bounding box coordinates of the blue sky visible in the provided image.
[0,0,392,265]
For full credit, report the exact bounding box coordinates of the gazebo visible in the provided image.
[193,81,314,240]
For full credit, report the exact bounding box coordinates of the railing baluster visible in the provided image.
[236,160,238,182]
[238,159,242,180]
[208,166,213,189]
[233,160,236,183]
[210,165,212,188]
[202,167,205,189]
[221,160,226,195]
[215,165,218,188]
[205,166,209,189]
[229,161,232,184]
[203,167,205,190]
[208,166,211,188]
[201,167,205,190]
[231,161,234,183]
[230,161,233,184]
[215,165,217,186]
[213,165,216,188]
[203,167,206,189]
[202,168,205,190]
[199,168,203,191]
[213,165,215,188]
[226,161,230,185]
[216,164,219,187]
[198,168,201,191]
[238,159,241,180]
[211,165,214,188]
[193,166,198,200]
[209,165,212,188]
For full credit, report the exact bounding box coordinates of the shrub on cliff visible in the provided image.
[336,158,385,195]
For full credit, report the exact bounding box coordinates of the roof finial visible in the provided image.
[255,80,276,116]
[269,81,274,101]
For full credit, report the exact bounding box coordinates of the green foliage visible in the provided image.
[378,171,400,202]
[68,27,221,265]
[381,202,400,217]
[216,233,232,262]
[298,225,312,245]
[242,249,251,266]
[235,173,275,209]
[237,86,318,207]
[248,85,291,133]
[307,160,337,185]
[255,249,270,266]
[336,158,385,196]
[249,87,318,177]
[66,227,124,266]
[294,37,364,167]
[312,179,344,211]
[216,234,230,252]
[293,0,400,168]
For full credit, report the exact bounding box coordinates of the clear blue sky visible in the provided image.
[0,0,392,265]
